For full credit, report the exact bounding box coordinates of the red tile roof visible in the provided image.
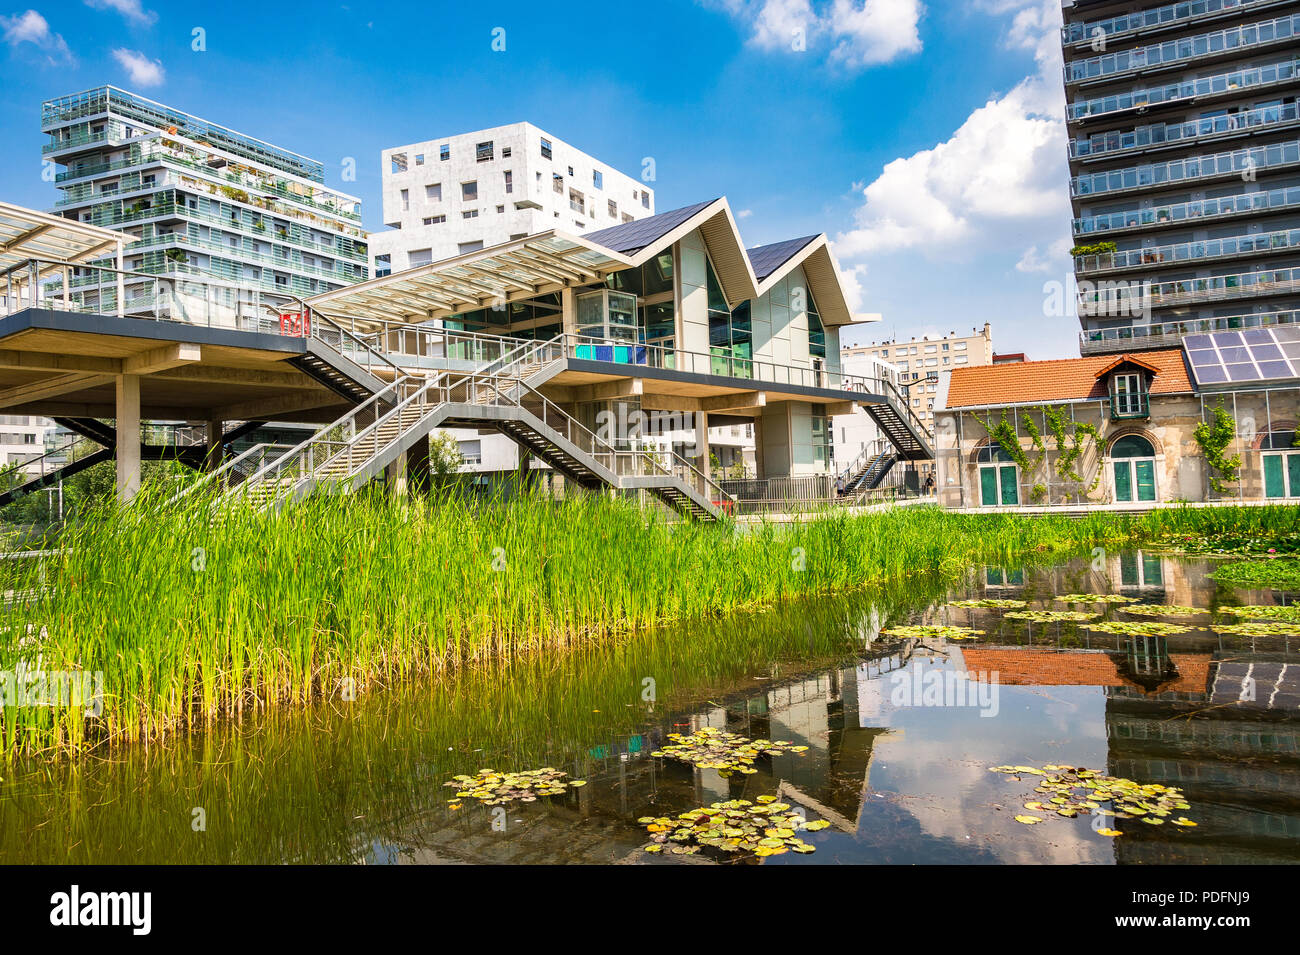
[945,349,1193,409]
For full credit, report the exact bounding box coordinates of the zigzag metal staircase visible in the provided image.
[192,332,734,521]
[862,381,933,462]
[839,448,898,495]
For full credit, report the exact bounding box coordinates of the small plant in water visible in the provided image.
[1121,604,1206,617]
[1086,621,1196,636]
[639,795,830,858]
[1214,621,1300,637]
[1217,604,1300,621]
[651,726,808,776]
[1055,594,1140,604]
[444,767,586,807]
[881,624,984,641]
[990,764,1196,833]
[948,599,1028,609]
[1005,610,1099,622]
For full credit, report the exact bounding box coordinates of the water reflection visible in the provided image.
[1,551,1298,864]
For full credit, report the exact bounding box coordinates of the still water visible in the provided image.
[2,549,1298,864]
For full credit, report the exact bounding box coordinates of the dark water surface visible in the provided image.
[2,548,1298,864]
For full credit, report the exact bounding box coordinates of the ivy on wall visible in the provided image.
[973,406,1104,500]
[1193,402,1242,494]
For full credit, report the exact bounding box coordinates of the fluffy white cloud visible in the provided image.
[707,0,923,67]
[834,0,1069,267]
[112,47,165,86]
[1,9,74,64]
[85,0,157,26]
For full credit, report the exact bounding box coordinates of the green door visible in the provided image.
[1114,460,1134,502]
[999,464,1019,505]
[1290,454,1300,498]
[1264,454,1285,498]
[980,466,998,506]
[1135,460,1156,502]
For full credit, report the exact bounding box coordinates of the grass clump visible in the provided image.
[1212,557,1300,590]
[2,487,1296,758]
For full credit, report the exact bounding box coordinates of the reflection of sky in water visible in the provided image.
[765,657,1116,865]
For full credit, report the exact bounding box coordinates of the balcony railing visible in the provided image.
[1078,264,1300,315]
[1066,14,1300,85]
[1063,0,1280,45]
[1071,138,1300,198]
[1070,101,1300,161]
[1110,392,1151,419]
[1067,58,1299,122]
[1076,226,1300,273]
[1079,309,1300,354]
[1074,184,1300,236]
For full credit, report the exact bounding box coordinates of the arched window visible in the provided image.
[1111,434,1155,458]
[1261,430,1297,451]
[976,444,1016,464]
[976,443,1018,505]
[1111,434,1156,502]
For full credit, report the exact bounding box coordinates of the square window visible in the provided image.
[540,138,552,159]
[439,144,450,161]
[426,183,441,201]
[415,154,424,166]
[390,152,408,174]
[462,181,478,200]
[476,141,494,162]
[502,146,512,158]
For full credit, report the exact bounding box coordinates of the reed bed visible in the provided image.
[1,482,1295,758]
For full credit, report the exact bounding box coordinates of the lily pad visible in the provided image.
[881,624,984,641]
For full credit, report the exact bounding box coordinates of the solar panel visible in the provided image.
[1181,325,1300,388]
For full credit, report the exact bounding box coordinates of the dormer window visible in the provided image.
[1097,356,1155,419]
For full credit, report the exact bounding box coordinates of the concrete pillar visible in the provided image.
[386,451,408,497]
[561,286,578,338]
[204,419,223,472]
[695,410,711,494]
[406,435,431,495]
[752,413,765,480]
[115,374,141,501]
[115,246,125,318]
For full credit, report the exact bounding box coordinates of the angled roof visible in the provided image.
[746,235,819,280]
[582,199,717,255]
[1094,354,1162,378]
[0,200,126,272]
[943,348,1193,409]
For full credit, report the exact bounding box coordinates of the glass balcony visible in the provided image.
[1074,184,1300,236]
[1070,101,1300,160]
[1066,14,1300,85]
[1079,309,1300,354]
[1077,226,1300,273]
[1071,139,1300,198]
[1078,264,1300,315]
[1063,0,1276,45]
[1067,59,1297,122]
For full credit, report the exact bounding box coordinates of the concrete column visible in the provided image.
[115,246,125,318]
[406,435,431,495]
[561,286,578,337]
[115,374,141,501]
[386,452,408,497]
[694,410,711,494]
[752,413,765,480]
[204,419,224,472]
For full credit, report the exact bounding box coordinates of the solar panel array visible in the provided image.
[1183,326,1300,386]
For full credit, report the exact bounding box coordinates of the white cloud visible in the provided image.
[85,0,157,26]
[736,208,754,219]
[706,0,924,67]
[834,0,1068,266]
[112,47,165,86]
[1,9,74,64]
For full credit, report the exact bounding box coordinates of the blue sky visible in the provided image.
[0,0,1080,357]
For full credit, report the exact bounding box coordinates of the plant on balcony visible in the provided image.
[1069,241,1118,258]
[1193,401,1242,494]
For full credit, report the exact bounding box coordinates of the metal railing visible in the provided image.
[1071,138,1300,199]
[1071,101,1300,161]
[167,442,295,504]
[1067,58,1299,123]
[1079,309,1300,353]
[1074,182,1300,237]
[1064,0,1276,45]
[1078,264,1300,315]
[1076,226,1300,273]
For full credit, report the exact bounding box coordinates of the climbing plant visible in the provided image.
[974,410,1035,472]
[1038,404,1105,497]
[1193,402,1242,494]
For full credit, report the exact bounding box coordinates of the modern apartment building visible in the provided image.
[835,324,994,484]
[42,86,368,313]
[1063,0,1300,355]
[370,122,654,276]
[0,415,54,476]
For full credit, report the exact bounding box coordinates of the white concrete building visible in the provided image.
[0,415,55,476]
[370,123,654,275]
[370,122,657,475]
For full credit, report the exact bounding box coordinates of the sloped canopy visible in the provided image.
[0,200,125,271]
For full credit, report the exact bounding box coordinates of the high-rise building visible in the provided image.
[42,86,368,313]
[1063,0,1300,355]
[370,122,654,276]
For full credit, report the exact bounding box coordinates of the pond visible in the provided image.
[1,548,1298,865]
